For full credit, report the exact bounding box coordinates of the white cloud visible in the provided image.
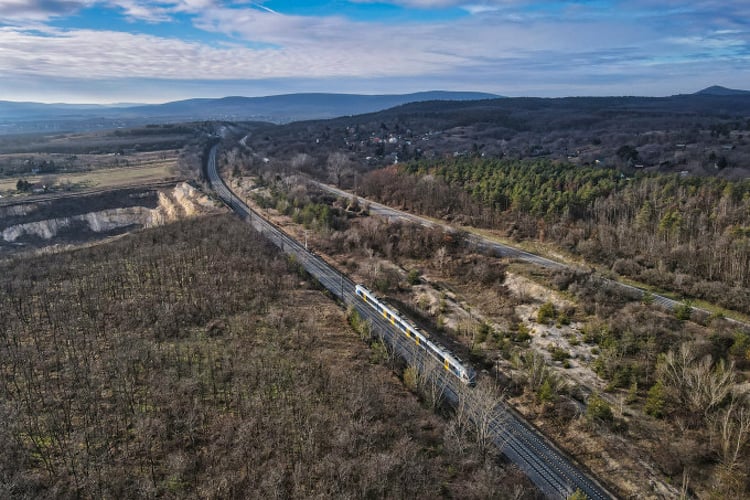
[0,22,464,82]
[0,0,95,22]
[348,1,534,11]
[348,0,463,7]
[2,3,746,84]
[0,0,221,23]
[109,0,170,22]
[1,0,748,101]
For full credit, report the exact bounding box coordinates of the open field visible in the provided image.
[0,162,176,196]
[0,148,179,178]
[0,124,204,198]
[0,124,201,155]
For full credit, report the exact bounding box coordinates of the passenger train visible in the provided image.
[355,284,476,386]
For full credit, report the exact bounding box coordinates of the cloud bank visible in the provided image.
[0,0,748,102]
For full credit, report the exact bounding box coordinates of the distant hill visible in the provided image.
[332,93,750,130]
[0,91,499,134]
[694,85,750,96]
[124,91,499,121]
[0,101,110,120]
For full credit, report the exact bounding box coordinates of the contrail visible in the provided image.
[251,2,280,14]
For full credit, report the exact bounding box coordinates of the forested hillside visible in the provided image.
[0,214,534,498]
[239,92,750,180]
[361,160,750,314]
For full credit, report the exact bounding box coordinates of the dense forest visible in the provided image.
[360,160,750,314]
[0,214,535,499]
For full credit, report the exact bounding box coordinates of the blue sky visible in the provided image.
[0,1,748,103]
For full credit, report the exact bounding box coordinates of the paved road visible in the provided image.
[207,146,615,499]
[313,182,748,326]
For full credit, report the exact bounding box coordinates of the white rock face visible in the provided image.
[3,218,72,241]
[2,208,152,242]
[1,182,219,244]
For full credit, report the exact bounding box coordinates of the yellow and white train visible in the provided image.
[355,284,476,386]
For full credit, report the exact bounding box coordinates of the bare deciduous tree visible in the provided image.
[659,342,735,421]
[514,349,565,399]
[451,379,507,460]
[434,246,448,273]
[415,358,450,410]
[327,152,350,187]
[711,392,750,471]
[291,152,313,171]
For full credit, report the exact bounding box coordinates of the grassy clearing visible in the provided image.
[0,163,176,194]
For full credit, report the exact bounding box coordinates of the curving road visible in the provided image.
[207,145,615,499]
[312,181,748,326]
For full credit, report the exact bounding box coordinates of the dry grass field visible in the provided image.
[0,124,201,198]
[0,162,176,195]
[0,148,180,198]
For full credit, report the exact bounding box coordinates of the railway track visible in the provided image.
[207,145,615,499]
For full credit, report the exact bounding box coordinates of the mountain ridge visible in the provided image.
[0,91,498,123]
[694,85,750,96]
[3,87,750,135]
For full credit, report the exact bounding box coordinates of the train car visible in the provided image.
[355,284,476,386]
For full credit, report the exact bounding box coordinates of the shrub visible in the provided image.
[673,302,692,321]
[407,268,422,285]
[475,322,492,344]
[537,301,556,323]
[612,258,642,277]
[586,393,613,422]
[556,312,571,327]
[514,322,531,342]
[644,381,666,418]
[549,346,571,362]
[730,332,750,361]
[16,179,32,192]
[568,489,588,500]
[403,366,419,392]
[537,378,556,403]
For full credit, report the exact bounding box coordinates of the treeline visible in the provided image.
[361,159,750,313]
[404,159,624,219]
[0,214,535,499]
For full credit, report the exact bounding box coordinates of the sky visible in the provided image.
[0,0,748,103]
